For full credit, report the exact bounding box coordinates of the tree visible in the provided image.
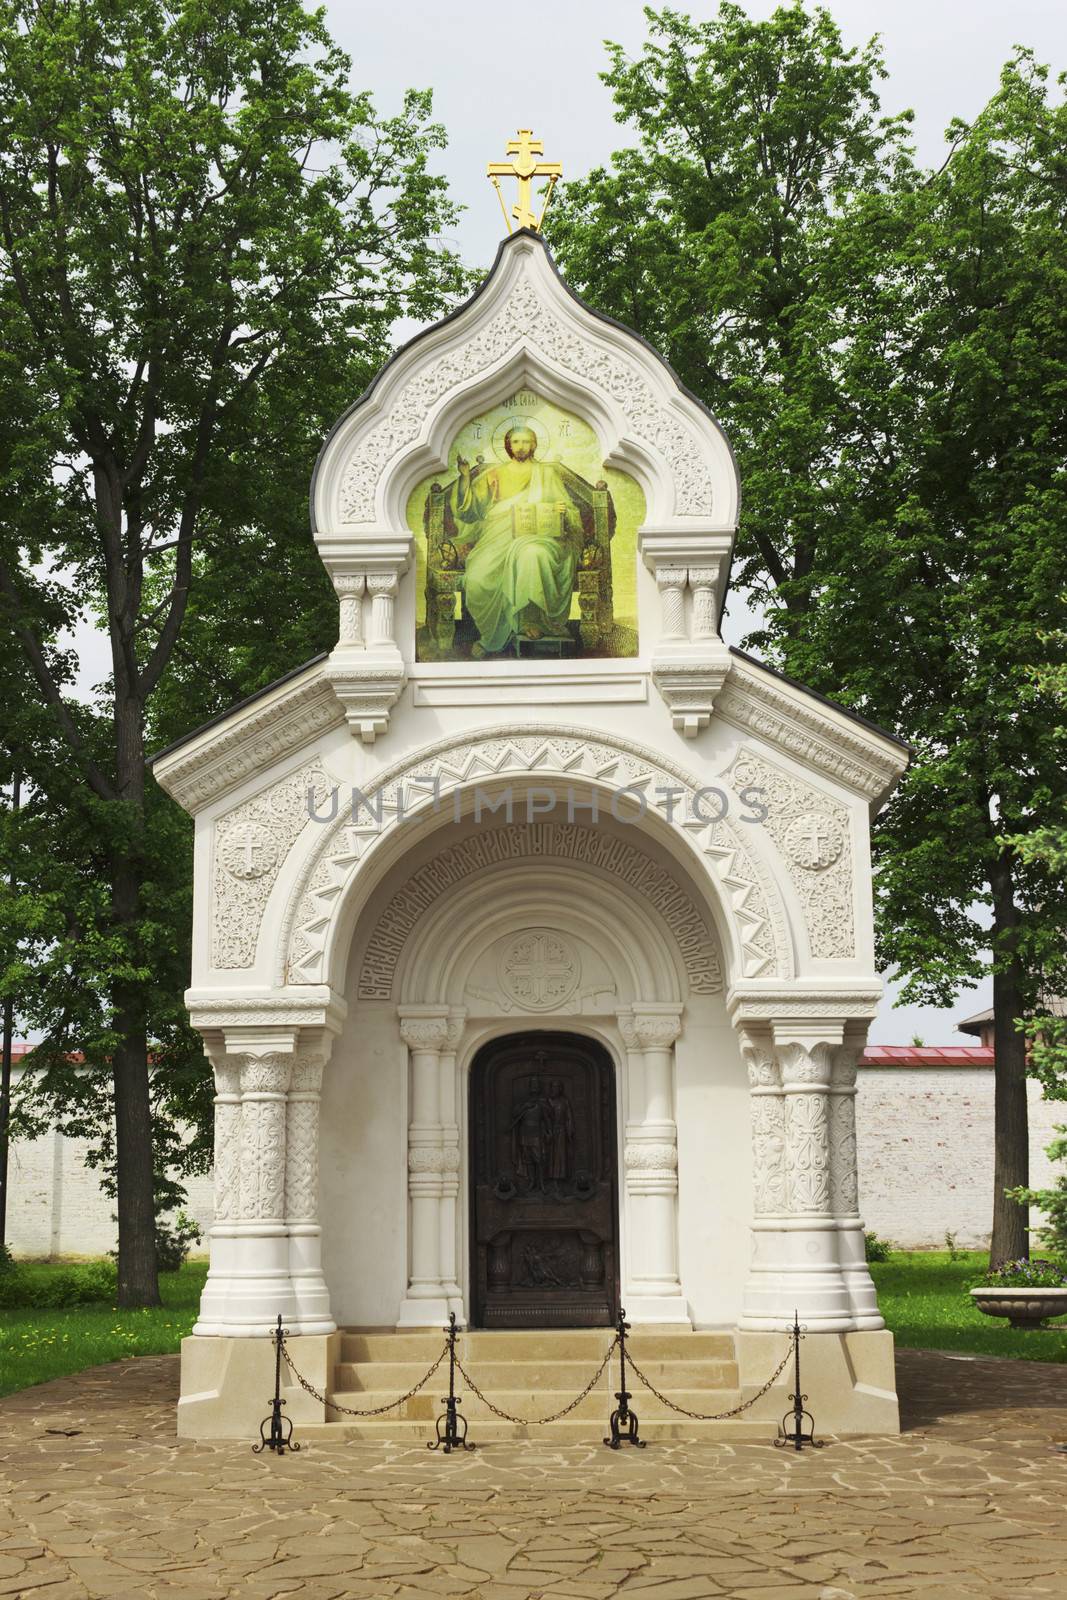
[0,0,466,1304]
[547,1,915,624]
[550,5,1067,1263]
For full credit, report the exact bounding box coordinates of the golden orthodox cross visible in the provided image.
[487,130,563,233]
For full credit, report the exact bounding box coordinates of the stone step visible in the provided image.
[293,1415,774,1442]
[331,1357,740,1391]
[326,1386,743,1424]
[337,1329,736,1363]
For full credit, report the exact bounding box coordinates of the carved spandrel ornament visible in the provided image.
[728,750,855,959]
[212,763,334,970]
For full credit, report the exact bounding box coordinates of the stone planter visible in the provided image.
[970,1286,1067,1329]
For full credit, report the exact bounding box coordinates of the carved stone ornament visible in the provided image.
[729,750,855,959]
[398,1015,451,1053]
[716,661,905,804]
[624,1142,679,1172]
[283,724,792,988]
[407,1146,461,1173]
[335,270,717,527]
[358,822,722,1001]
[212,763,334,970]
[498,930,580,1011]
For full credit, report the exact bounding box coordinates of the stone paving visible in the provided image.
[1,1348,1066,1599]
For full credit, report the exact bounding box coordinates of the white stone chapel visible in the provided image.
[154,220,909,1438]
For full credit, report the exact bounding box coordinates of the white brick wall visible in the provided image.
[856,1068,1064,1249]
[4,1066,1064,1258]
[5,1074,214,1259]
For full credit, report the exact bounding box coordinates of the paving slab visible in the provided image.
[0,1348,1066,1597]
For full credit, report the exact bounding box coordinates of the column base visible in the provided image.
[178,1332,340,1439]
[736,1328,899,1434]
[396,1294,451,1328]
[625,1292,692,1325]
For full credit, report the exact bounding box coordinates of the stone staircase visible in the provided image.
[295,1328,774,1441]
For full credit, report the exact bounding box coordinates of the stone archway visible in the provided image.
[278,723,796,993]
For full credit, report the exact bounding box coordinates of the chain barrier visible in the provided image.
[626,1337,793,1422]
[263,1313,805,1448]
[453,1336,619,1426]
[281,1337,448,1418]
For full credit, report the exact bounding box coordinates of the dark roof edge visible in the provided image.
[728,646,912,756]
[308,228,741,546]
[147,654,329,767]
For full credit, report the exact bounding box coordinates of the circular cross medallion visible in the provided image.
[783,813,845,871]
[218,822,279,881]
[499,930,580,1011]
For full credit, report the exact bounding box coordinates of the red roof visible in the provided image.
[862,1045,994,1066]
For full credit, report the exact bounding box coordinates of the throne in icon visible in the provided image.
[422,461,616,658]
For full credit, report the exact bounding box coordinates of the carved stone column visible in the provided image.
[688,566,719,641]
[740,1021,854,1330]
[657,567,688,643]
[831,1030,883,1328]
[437,1011,466,1320]
[397,1008,451,1326]
[368,571,398,650]
[192,1052,242,1335]
[285,1045,335,1333]
[202,1047,298,1332]
[618,1005,689,1324]
[334,573,366,647]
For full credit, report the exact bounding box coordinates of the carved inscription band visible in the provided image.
[358,822,722,999]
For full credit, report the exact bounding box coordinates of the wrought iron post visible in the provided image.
[429,1312,474,1452]
[604,1306,644,1449]
[774,1310,823,1452]
[253,1315,300,1455]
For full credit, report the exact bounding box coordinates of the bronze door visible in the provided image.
[469,1032,619,1328]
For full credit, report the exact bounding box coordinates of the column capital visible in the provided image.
[618,1005,683,1051]
[237,1053,292,1095]
[738,1026,780,1090]
[398,1006,451,1052]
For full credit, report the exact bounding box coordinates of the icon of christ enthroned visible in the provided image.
[424,421,617,659]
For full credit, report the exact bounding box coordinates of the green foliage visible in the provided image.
[864,1230,893,1262]
[870,1251,1067,1361]
[1007,1125,1067,1259]
[0,1260,206,1396]
[944,1231,964,1262]
[974,1256,1067,1289]
[154,1211,202,1273]
[0,1258,117,1308]
[0,0,470,1298]
[551,3,1067,1261]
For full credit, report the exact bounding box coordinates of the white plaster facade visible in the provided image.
[151,231,911,1435]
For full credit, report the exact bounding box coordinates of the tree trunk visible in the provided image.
[989,853,1029,1267]
[111,693,160,1307]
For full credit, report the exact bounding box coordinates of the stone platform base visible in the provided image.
[177,1326,898,1440]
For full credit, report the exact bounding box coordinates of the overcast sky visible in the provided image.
[68,2,1067,1044]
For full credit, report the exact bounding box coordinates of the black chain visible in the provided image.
[281,1331,793,1429]
[625,1340,793,1421]
[453,1337,620,1426]
[282,1338,448,1418]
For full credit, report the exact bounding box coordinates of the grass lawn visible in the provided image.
[0,1260,207,1398]
[1,1252,1065,1400]
[871,1249,1067,1363]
